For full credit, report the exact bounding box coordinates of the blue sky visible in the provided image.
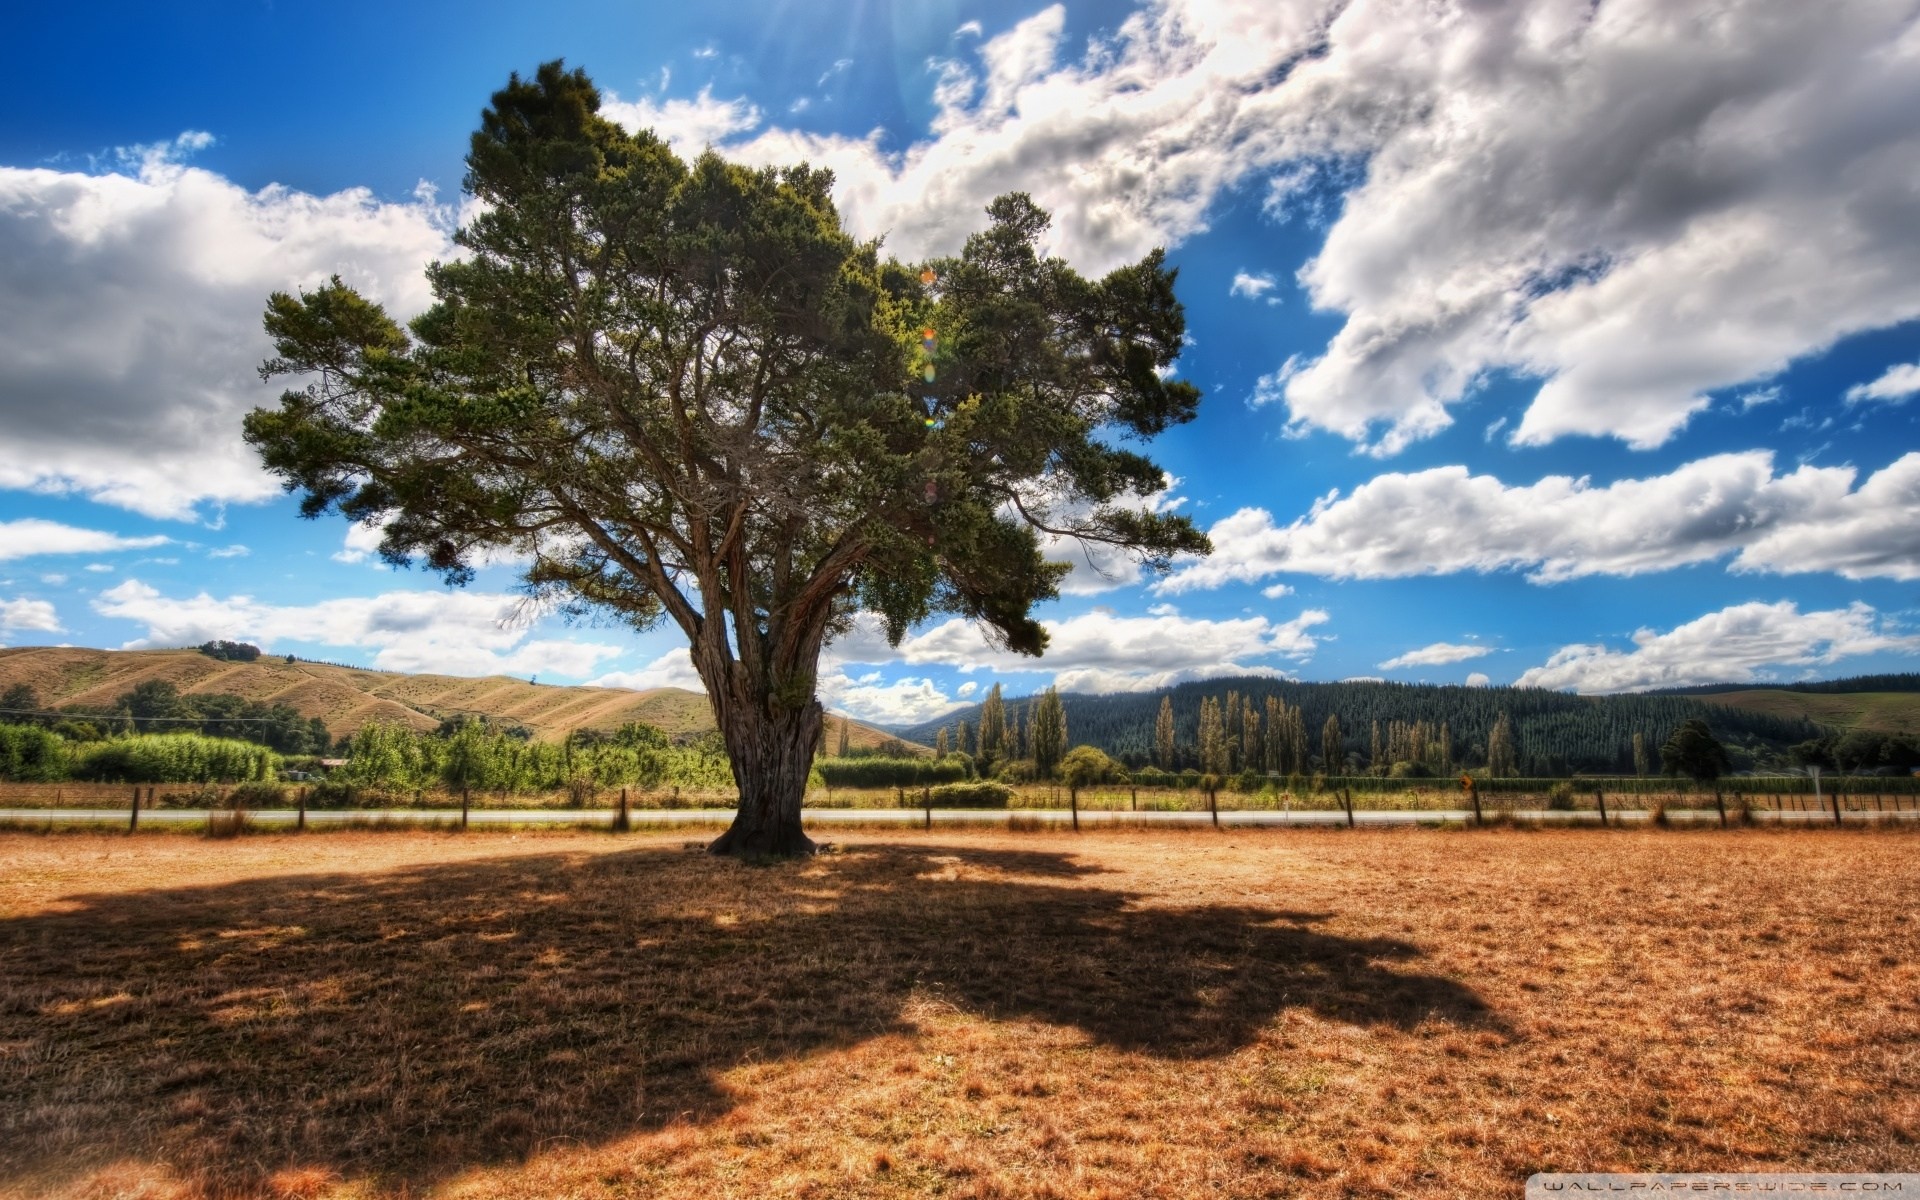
[3,0,1919,726]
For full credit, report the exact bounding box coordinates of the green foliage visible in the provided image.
[334,719,690,796]
[198,640,262,662]
[0,723,67,781]
[69,733,275,783]
[1058,744,1123,789]
[1030,686,1067,779]
[815,755,970,790]
[900,676,1823,777]
[928,781,1012,808]
[243,61,1208,836]
[1661,718,1731,784]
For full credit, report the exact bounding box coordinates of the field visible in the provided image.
[2,828,1917,1199]
[1707,689,1920,737]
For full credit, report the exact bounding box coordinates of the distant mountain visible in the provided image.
[900,675,1826,774]
[1646,673,1920,696]
[0,646,911,747]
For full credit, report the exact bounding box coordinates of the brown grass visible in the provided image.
[1,828,1915,1199]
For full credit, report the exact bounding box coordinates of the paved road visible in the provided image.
[4,806,1913,829]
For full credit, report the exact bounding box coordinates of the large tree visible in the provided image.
[244,62,1207,856]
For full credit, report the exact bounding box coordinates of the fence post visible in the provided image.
[1595,788,1607,827]
[1070,785,1080,832]
[1830,782,1842,828]
[297,786,307,832]
[615,786,630,833]
[1208,785,1218,828]
[461,786,470,832]
[924,786,931,831]
[1715,787,1727,828]
[129,785,140,833]
[1130,786,1136,812]
[1344,787,1355,829]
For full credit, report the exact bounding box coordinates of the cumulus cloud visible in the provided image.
[0,139,452,519]
[1230,270,1278,301]
[331,521,387,566]
[0,519,169,561]
[1516,600,1920,694]
[1158,451,1920,590]
[1378,642,1492,671]
[91,579,624,678]
[827,606,1328,694]
[590,646,965,726]
[1267,0,1920,454]
[0,597,62,634]
[207,544,249,559]
[599,86,763,159]
[621,0,1920,456]
[1464,672,1491,687]
[1846,361,1920,404]
[591,648,705,693]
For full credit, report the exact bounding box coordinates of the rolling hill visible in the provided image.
[1691,690,1920,737]
[0,646,914,748]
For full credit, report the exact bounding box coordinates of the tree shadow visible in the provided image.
[0,841,1500,1195]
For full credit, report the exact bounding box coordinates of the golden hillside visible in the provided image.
[0,646,919,748]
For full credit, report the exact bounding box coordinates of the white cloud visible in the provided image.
[828,606,1328,695]
[0,141,453,519]
[1846,361,1920,404]
[1038,475,1190,595]
[600,86,763,160]
[83,563,114,573]
[1267,0,1920,454]
[1378,642,1493,670]
[1230,270,1278,301]
[92,579,624,679]
[956,680,979,697]
[0,597,62,634]
[1464,672,1491,687]
[1159,451,1920,590]
[591,648,705,693]
[207,544,249,559]
[1515,600,1920,694]
[819,672,963,726]
[38,574,66,586]
[1259,582,1294,599]
[0,519,169,561]
[332,520,388,566]
[954,20,984,39]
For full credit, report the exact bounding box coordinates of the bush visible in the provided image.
[817,755,970,790]
[1546,781,1577,810]
[1132,766,1171,788]
[226,781,288,807]
[928,781,1013,808]
[1231,769,1266,793]
[0,723,67,782]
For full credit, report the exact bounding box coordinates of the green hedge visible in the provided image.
[817,755,971,790]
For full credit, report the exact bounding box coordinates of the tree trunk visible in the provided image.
[707,694,822,858]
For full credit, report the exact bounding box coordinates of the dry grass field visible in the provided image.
[1,827,1915,1199]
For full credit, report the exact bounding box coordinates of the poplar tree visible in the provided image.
[1031,686,1067,779]
[244,62,1208,856]
[934,726,949,756]
[836,717,851,757]
[978,684,1008,775]
[1321,713,1344,775]
[1154,695,1175,770]
[1487,711,1517,778]
[1198,697,1227,776]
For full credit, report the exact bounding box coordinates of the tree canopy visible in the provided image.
[244,61,1208,854]
[1660,718,1732,785]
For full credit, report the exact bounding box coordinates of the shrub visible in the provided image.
[1546,781,1577,811]
[69,733,275,783]
[0,723,68,782]
[816,755,970,790]
[928,781,1013,808]
[226,781,288,807]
